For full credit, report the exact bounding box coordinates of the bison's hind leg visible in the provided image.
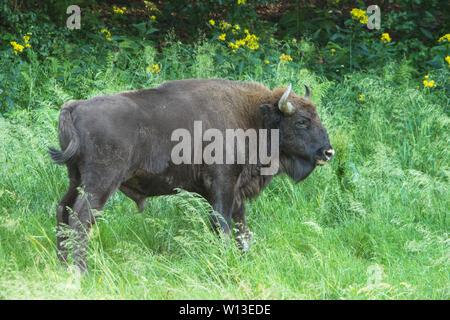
[68,168,125,273]
[56,165,81,265]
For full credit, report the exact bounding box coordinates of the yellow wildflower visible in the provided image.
[151,15,156,20]
[360,15,368,24]
[101,29,112,41]
[381,33,391,43]
[209,19,215,26]
[23,35,30,43]
[445,56,450,66]
[244,33,259,50]
[147,64,161,73]
[227,32,259,51]
[113,5,125,14]
[438,34,450,42]
[359,94,365,101]
[424,75,429,79]
[423,79,436,88]
[218,33,226,41]
[331,48,336,56]
[220,21,232,30]
[236,39,245,46]
[351,8,368,24]
[264,60,270,64]
[238,0,247,4]
[280,53,293,63]
[231,25,240,34]
[351,8,364,17]
[10,41,24,55]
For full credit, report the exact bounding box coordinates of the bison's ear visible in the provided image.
[259,104,281,129]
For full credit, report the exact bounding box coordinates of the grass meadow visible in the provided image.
[0,41,449,299]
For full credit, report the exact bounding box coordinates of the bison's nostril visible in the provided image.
[324,148,335,160]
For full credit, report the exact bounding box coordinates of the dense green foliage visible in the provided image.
[0,1,448,299]
[1,0,449,113]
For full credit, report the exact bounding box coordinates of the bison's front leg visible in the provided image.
[207,182,235,239]
[232,200,253,251]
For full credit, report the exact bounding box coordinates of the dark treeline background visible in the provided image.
[2,1,449,43]
[0,0,449,112]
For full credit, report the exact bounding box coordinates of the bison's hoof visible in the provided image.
[241,240,249,251]
[236,231,253,251]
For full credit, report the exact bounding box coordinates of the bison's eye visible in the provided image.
[295,119,309,129]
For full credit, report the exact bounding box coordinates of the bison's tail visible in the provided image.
[48,101,80,165]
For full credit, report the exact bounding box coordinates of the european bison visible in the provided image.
[49,79,334,272]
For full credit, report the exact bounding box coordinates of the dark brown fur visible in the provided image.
[49,78,333,272]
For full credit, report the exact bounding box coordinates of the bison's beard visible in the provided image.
[281,156,316,183]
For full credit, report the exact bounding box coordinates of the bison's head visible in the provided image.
[260,84,334,183]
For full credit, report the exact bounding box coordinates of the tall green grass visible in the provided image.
[0,42,448,299]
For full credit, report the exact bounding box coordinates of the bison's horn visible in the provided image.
[304,84,311,100]
[279,83,295,116]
